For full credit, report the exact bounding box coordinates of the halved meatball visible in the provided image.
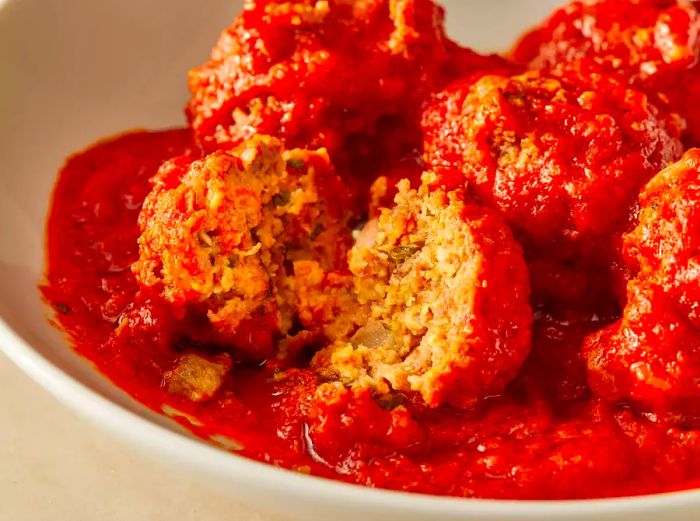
[133,136,354,356]
[313,174,532,408]
[584,150,700,413]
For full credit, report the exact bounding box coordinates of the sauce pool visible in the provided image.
[43,128,700,500]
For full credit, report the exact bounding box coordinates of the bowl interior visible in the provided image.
[0,0,563,438]
[11,2,691,521]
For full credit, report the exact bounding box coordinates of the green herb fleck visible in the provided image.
[55,303,71,314]
[272,191,291,206]
[287,157,305,170]
[389,245,420,263]
[310,223,325,240]
[376,393,405,410]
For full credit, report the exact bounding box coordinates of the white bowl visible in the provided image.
[1,0,699,519]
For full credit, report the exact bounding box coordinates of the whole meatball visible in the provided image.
[512,0,700,146]
[133,136,354,356]
[312,174,532,408]
[422,65,683,267]
[624,150,700,319]
[187,0,503,189]
[584,150,700,413]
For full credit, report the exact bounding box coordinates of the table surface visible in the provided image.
[0,353,281,521]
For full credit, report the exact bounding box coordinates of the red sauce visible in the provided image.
[43,129,700,500]
[40,0,700,501]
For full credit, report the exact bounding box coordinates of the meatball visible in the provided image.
[584,150,700,413]
[512,0,700,146]
[186,0,503,189]
[422,66,683,254]
[623,150,700,318]
[312,174,532,408]
[133,136,354,356]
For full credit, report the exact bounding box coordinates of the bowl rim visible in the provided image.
[2,314,700,518]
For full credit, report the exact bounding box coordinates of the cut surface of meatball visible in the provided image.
[313,174,532,408]
[584,150,700,413]
[133,136,354,356]
[512,0,700,146]
[292,260,368,343]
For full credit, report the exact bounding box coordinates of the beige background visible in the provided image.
[0,354,281,521]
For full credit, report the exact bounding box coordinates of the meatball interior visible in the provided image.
[313,175,532,408]
[133,136,353,356]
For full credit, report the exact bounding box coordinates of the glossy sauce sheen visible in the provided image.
[43,128,700,500]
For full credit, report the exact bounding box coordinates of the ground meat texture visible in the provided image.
[186,0,502,191]
[422,65,683,257]
[292,260,368,342]
[511,0,700,147]
[312,175,532,408]
[164,352,233,402]
[133,136,354,357]
[584,150,700,414]
[42,0,700,495]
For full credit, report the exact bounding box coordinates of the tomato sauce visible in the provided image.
[42,129,700,500]
[40,0,700,501]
